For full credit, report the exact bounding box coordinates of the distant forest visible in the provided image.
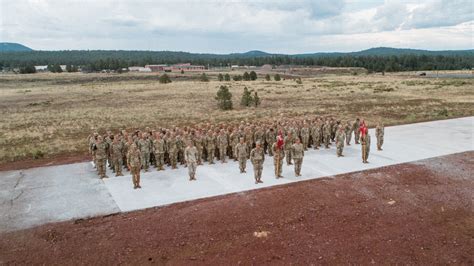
[1,50,473,73]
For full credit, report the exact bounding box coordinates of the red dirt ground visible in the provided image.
[0,152,473,265]
[0,153,89,172]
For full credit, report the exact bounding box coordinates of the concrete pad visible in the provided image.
[0,117,473,232]
[104,117,473,212]
[0,162,120,232]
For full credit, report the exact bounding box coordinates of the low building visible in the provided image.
[145,64,167,72]
[171,63,205,72]
[129,66,152,72]
[34,65,48,72]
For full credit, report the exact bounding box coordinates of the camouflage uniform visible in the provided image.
[176,136,185,165]
[311,123,321,149]
[127,143,141,189]
[235,141,248,173]
[185,145,198,180]
[284,134,294,165]
[376,124,384,150]
[291,142,304,176]
[104,135,113,169]
[229,131,239,160]
[344,121,353,145]
[111,141,123,176]
[121,136,129,170]
[168,137,178,169]
[272,142,285,178]
[206,133,216,164]
[153,138,166,170]
[361,133,371,163]
[217,133,228,163]
[250,146,265,183]
[95,141,108,178]
[254,129,265,152]
[265,129,276,156]
[193,134,204,165]
[323,122,331,148]
[336,129,345,157]
[138,137,150,171]
[353,119,361,144]
[300,126,310,151]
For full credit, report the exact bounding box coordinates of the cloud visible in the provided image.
[1,0,472,52]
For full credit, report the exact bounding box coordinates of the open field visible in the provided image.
[0,71,473,164]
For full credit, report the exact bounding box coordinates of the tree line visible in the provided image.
[1,50,473,73]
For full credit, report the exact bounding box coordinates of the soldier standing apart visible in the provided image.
[353,118,361,144]
[272,134,285,178]
[184,141,198,181]
[153,133,166,170]
[111,135,124,176]
[250,141,265,184]
[291,138,304,177]
[235,138,248,173]
[361,124,371,163]
[127,141,142,189]
[94,135,108,179]
[376,121,385,150]
[336,125,345,157]
[344,120,353,145]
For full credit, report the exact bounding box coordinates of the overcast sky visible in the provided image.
[1,0,473,53]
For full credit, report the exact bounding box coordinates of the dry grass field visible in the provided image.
[0,71,473,163]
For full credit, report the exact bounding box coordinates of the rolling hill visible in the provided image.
[0,42,33,52]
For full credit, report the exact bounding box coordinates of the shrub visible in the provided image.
[224,73,231,81]
[200,73,209,82]
[159,73,172,84]
[274,74,281,81]
[218,73,224,81]
[265,74,271,81]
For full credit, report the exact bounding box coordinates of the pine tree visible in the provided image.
[243,71,250,81]
[249,71,257,81]
[240,87,253,107]
[253,91,261,107]
[215,85,233,110]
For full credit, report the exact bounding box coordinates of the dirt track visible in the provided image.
[0,152,472,265]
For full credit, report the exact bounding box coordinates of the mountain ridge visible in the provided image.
[1,42,472,57]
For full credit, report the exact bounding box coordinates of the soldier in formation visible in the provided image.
[88,115,384,186]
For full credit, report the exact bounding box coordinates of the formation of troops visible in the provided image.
[89,116,385,189]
